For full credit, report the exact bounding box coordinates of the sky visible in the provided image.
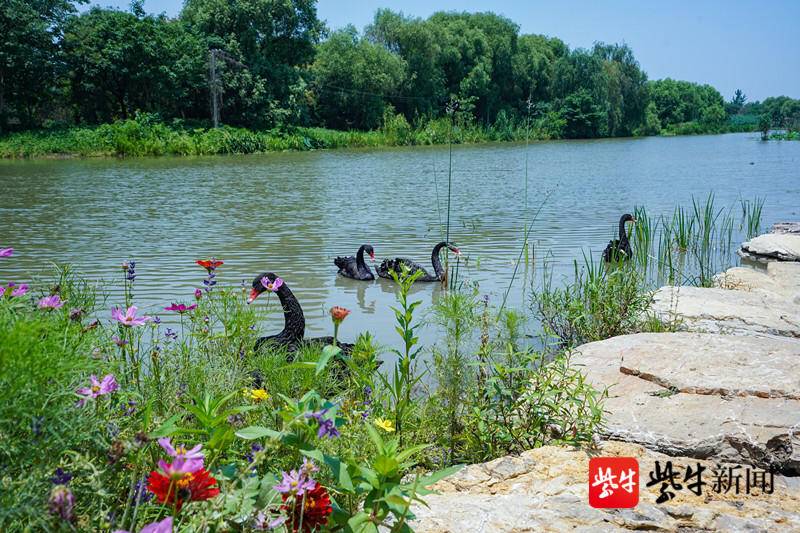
[80,0,800,101]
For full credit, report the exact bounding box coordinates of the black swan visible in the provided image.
[247,272,353,355]
[376,241,461,282]
[603,214,636,262]
[334,244,375,280]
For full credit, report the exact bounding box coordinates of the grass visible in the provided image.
[0,112,764,159]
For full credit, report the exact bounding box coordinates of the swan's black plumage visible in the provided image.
[248,272,353,356]
[603,214,636,262]
[376,241,460,282]
[334,244,375,280]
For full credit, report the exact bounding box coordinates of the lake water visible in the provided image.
[1,133,798,350]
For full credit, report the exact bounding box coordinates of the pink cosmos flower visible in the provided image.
[113,516,173,533]
[156,457,201,479]
[1,282,28,297]
[157,437,204,472]
[76,374,119,406]
[260,276,283,292]
[164,303,197,314]
[0,248,13,257]
[111,306,151,327]
[13,284,29,297]
[38,295,64,309]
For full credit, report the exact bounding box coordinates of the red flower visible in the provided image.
[329,306,350,324]
[147,467,219,512]
[196,259,224,272]
[281,482,332,532]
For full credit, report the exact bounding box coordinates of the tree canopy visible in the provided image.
[0,2,794,138]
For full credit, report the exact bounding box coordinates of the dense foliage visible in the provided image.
[1,1,797,145]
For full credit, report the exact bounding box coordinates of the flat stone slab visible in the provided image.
[651,285,800,339]
[714,262,800,304]
[771,221,800,234]
[739,233,800,262]
[575,333,800,473]
[411,441,800,532]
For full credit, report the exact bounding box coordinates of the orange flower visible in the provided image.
[196,259,224,272]
[147,467,219,512]
[329,306,350,324]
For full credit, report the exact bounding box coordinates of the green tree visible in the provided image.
[311,26,406,130]
[0,0,78,130]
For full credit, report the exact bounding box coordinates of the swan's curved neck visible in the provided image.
[618,219,630,242]
[431,241,448,279]
[276,284,304,341]
[356,245,367,270]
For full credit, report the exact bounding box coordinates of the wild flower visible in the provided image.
[165,328,178,340]
[246,443,263,465]
[253,512,287,531]
[281,482,333,532]
[50,468,73,485]
[260,276,283,292]
[38,294,64,309]
[111,306,151,326]
[304,408,340,438]
[0,247,13,257]
[301,458,319,475]
[48,485,75,522]
[76,374,118,406]
[196,258,223,272]
[273,469,316,496]
[164,303,197,313]
[244,388,269,402]
[194,288,202,300]
[69,307,84,321]
[147,465,219,512]
[122,260,136,282]
[112,335,129,347]
[153,316,162,324]
[2,282,28,297]
[373,417,395,432]
[114,516,173,533]
[329,306,350,324]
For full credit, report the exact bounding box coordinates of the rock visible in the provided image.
[739,233,800,262]
[410,441,800,532]
[714,263,800,305]
[651,286,800,339]
[771,221,800,234]
[574,332,800,473]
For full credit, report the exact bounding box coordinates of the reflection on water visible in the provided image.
[0,133,798,350]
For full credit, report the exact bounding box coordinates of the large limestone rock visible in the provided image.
[739,233,800,262]
[575,332,800,473]
[651,285,800,339]
[410,441,800,532]
[714,262,800,304]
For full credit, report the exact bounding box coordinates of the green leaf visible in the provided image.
[235,426,281,440]
[149,414,180,438]
[316,344,341,375]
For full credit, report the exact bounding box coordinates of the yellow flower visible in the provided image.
[373,417,395,432]
[246,388,269,402]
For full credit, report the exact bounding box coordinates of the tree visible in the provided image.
[62,6,207,123]
[0,0,79,130]
[311,26,406,130]
[181,0,324,126]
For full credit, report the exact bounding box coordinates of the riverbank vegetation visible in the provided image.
[0,193,764,530]
[2,1,797,158]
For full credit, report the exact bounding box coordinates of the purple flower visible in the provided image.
[112,335,129,347]
[50,468,73,485]
[69,308,84,321]
[111,306,151,327]
[260,276,283,292]
[273,469,316,496]
[165,328,178,340]
[246,443,263,464]
[113,516,172,533]
[2,282,28,297]
[253,512,287,531]
[122,260,136,282]
[38,295,64,309]
[194,288,202,300]
[301,457,319,475]
[157,437,204,472]
[76,374,119,406]
[153,316,162,325]
[0,247,13,257]
[164,303,197,313]
[157,457,200,479]
[48,486,74,522]
[305,408,340,439]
